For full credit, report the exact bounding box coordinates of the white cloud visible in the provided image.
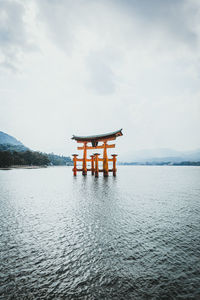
[0,0,38,70]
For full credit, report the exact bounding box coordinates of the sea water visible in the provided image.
[0,166,200,299]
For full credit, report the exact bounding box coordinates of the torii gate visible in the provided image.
[71,129,123,177]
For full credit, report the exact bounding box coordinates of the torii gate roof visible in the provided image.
[72,129,123,142]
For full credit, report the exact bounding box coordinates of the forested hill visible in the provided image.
[0,131,72,167]
[0,131,28,152]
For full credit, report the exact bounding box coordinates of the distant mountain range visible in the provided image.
[0,131,72,166]
[120,148,200,164]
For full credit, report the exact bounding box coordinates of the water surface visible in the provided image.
[0,166,200,299]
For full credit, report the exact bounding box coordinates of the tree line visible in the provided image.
[0,150,73,167]
[0,151,50,167]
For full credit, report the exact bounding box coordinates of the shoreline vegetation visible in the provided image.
[0,150,73,168]
[0,165,72,170]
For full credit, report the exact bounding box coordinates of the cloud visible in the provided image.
[0,0,36,70]
[35,0,200,95]
[113,0,199,46]
[0,0,200,154]
[85,51,116,94]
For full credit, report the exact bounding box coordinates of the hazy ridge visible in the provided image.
[120,148,200,164]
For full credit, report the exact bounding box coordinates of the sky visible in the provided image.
[0,0,200,157]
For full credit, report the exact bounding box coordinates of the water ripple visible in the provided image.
[0,166,200,299]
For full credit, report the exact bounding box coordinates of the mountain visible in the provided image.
[0,131,73,166]
[0,131,28,151]
[0,131,23,145]
[120,148,200,163]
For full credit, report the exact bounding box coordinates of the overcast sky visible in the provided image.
[0,0,200,156]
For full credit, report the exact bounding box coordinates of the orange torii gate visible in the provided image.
[71,129,123,177]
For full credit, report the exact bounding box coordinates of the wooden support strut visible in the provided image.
[82,142,87,175]
[103,141,109,177]
[94,153,100,177]
[72,154,78,176]
[112,154,117,176]
[90,155,94,175]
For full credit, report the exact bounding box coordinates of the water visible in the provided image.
[0,166,200,299]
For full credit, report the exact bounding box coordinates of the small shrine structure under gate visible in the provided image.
[71,129,123,177]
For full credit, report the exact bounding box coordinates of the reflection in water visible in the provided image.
[0,166,200,299]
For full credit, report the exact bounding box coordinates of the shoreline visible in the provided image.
[0,165,47,170]
[1,164,199,171]
[0,165,73,170]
